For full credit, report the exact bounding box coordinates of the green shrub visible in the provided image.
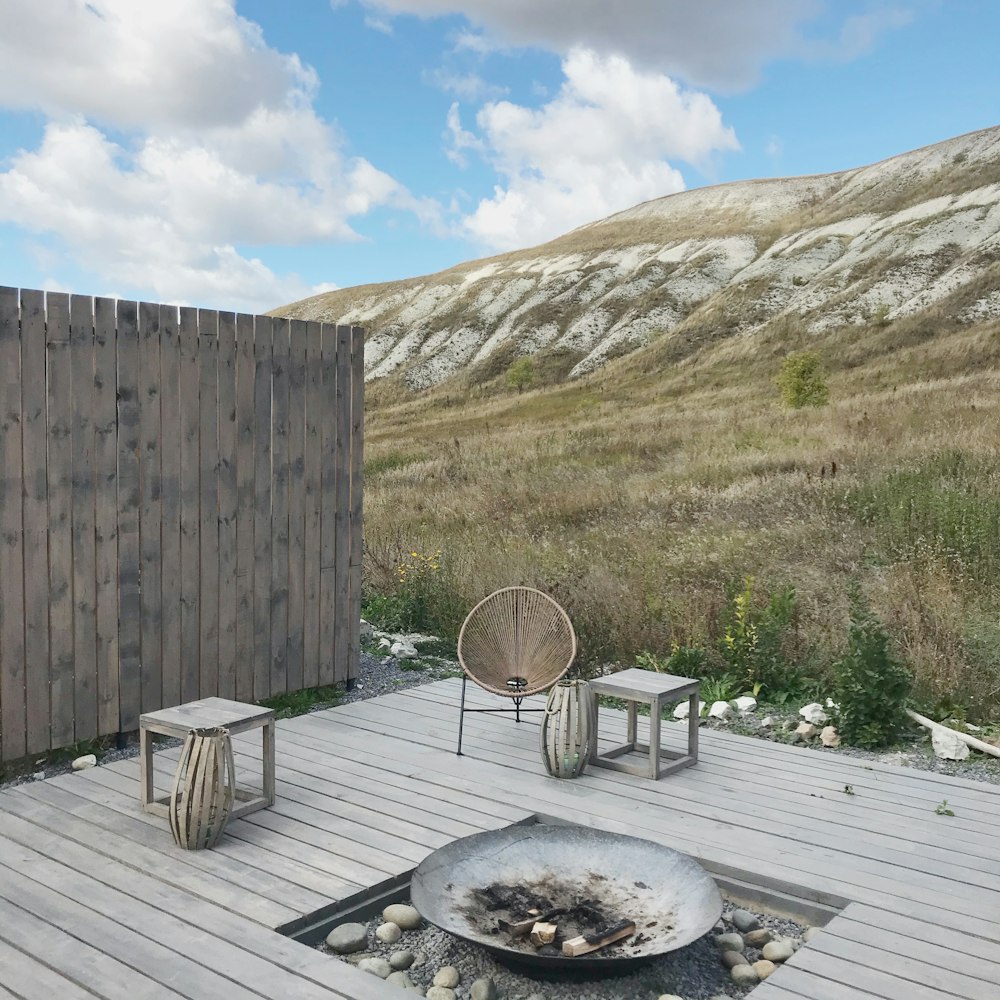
[833,586,912,748]
[720,577,799,694]
[506,357,536,394]
[636,644,709,676]
[775,351,829,408]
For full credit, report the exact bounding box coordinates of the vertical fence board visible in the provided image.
[0,287,364,762]
[333,326,352,685]
[269,318,290,697]
[158,304,182,711]
[116,301,141,732]
[234,313,255,703]
[46,293,75,747]
[286,319,307,695]
[178,307,201,705]
[348,326,365,686]
[217,312,238,701]
[318,323,338,686]
[21,289,50,753]
[69,294,97,741]
[93,297,119,737]
[302,321,322,690]
[198,310,220,698]
[252,316,273,700]
[138,302,162,715]
[0,288,26,759]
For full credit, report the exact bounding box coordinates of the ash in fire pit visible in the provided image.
[411,824,718,972]
[470,877,669,959]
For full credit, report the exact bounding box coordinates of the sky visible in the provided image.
[0,0,997,314]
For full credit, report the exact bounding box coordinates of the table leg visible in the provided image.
[263,719,275,806]
[688,690,700,763]
[627,701,637,748]
[139,726,154,811]
[649,698,661,779]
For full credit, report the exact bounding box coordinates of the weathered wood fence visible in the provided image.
[0,286,364,762]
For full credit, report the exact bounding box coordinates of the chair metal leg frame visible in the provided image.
[456,678,546,755]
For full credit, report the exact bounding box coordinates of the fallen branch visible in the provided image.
[905,708,1000,760]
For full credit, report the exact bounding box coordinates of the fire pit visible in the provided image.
[410,824,722,973]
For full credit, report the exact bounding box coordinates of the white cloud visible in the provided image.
[0,0,312,129]
[453,49,739,251]
[358,0,842,90]
[0,121,369,311]
[0,0,419,310]
[425,68,508,102]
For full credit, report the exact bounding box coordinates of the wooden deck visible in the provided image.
[1,677,998,999]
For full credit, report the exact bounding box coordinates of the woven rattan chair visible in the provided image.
[455,587,577,755]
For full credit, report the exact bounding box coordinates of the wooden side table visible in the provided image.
[588,668,699,779]
[139,697,275,820]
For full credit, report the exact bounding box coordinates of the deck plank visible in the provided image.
[0,678,998,1000]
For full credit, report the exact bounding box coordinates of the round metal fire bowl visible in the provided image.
[410,823,723,973]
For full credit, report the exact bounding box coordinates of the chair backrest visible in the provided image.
[457,587,576,698]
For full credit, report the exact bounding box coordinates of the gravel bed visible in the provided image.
[703,708,1000,786]
[323,900,810,1000]
[341,649,462,705]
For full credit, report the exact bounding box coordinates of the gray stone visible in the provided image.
[470,977,498,1000]
[759,716,777,729]
[730,909,760,933]
[721,950,748,969]
[803,926,822,943]
[730,964,760,986]
[658,995,684,1000]
[753,959,777,980]
[389,950,415,971]
[433,967,460,989]
[744,928,773,948]
[525,995,547,1000]
[763,939,796,963]
[325,922,368,954]
[391,640,419,659]
[387,972,414,989]
[357,957,392,979]
[795,721,818,740]
[932,727,969,761]
[799,702,829,725]
[375,921,402,944]
[714,932,745,952]
[426,989,455,1000]
[72,754,97,771]
[383,903,422,930]
[360,619,375,639]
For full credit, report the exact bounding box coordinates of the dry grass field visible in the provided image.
[362,316,1000,721]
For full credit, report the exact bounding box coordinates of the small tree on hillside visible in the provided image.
[506,357,536,394]
[775,350,829,408]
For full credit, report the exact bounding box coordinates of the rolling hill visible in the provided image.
[275,126,1000,391]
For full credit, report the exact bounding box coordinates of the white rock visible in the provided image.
[825,698,840,710]
[378,637,392,650]
[795,722,818,740]
[799,703,829,725]
[673,700,704,720]
[820,726,841,748]
[931,727,970,761]
[759,716,777,728]
[733,696,757,713]
[360,619,375,639]
[709,701,733,720]
[72,754,97,771]
[391,640,418,659]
